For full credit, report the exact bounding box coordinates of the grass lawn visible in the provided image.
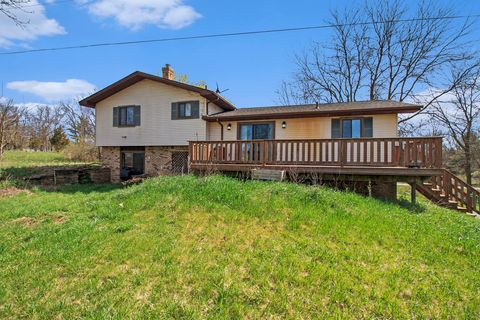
[0,150,82,168]
[0,175,479,319]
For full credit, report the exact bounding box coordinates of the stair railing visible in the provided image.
[429,169,480,214]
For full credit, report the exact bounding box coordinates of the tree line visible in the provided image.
[279,0,480,185]
[0,100,96,160]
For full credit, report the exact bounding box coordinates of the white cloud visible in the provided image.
[83,0,201,30]
[0,96,49,110]
[7,79,96,102]
[0,0,65,47]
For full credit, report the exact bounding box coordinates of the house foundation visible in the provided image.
[100,146,189,183]
[144,146,189,176]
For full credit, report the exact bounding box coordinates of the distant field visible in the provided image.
[0,150,85,169]
[0,175,479,319]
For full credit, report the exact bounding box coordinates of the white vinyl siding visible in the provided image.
[95,79,210,146]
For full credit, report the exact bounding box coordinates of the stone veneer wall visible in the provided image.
[100,146,189,182]
[100,146,121,183]
[145,146,188,176]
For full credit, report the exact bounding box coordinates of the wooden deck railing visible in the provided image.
[189,137,443,169]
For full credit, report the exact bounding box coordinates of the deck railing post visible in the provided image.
[261,140,266,166]
[435,138,443,168]
[339,140,346,167]
[188,142,193,165]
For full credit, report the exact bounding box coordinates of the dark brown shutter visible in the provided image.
[191,101,200,119]
[363,117,373,137]
[331,119,341,138]
[113,107,119,127]
[171,102,178,120]
[134,105,141,126]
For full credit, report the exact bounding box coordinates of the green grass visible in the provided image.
[0,175,479,319]
[0,150,80,168]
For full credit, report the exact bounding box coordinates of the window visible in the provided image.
[171,101,200,120]
[179,102,192,118]
[342,119,361,138]
[113,105,140,127]
[331,118,373,138]
[238,123,274,140]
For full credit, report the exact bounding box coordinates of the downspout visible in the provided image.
[217,119,224,141]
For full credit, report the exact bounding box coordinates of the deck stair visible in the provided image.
[415,169,480,217]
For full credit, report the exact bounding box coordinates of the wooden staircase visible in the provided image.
[414,169,480,217]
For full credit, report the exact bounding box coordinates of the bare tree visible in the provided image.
[26,105,63,151]
[0,0,31,25]
[0,99,22,158]
[60,101,95,144]
[279,0,476,124]
[429,66,480,185]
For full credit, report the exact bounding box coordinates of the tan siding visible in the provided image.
[206,114,398,141]
[205,103,224,141]
[95,79,208,146]
[371,114,398,137]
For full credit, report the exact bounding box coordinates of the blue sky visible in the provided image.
[1,0,479,108]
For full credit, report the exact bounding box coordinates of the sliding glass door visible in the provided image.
[239,123,274,140]
[238,122,274,161]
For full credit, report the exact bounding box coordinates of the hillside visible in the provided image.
[0,175,479,319]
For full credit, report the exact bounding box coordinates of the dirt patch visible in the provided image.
[53,215,68,225]
[10,214,68,227]
[0,187,32,198]
[11,216,39,227]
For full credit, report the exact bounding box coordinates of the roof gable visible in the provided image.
[79,71,236,111]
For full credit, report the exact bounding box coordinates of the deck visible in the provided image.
[189,137,443,182]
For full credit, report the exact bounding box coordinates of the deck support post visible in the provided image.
[411,182,417,206]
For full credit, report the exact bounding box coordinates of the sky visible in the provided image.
[1,0,480,109]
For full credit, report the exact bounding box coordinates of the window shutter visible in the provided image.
[331,119,341,138]
[171,102,178,120]
[363,117,373,137]
[191,101,200,119]
[134,105,141,126]
[113,107,119,127]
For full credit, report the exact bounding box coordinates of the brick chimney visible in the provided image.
[162,64,174,80]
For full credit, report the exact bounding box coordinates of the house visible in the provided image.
[80,64,479,215]
[80,64,235,181]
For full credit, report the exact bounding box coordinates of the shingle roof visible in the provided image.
[203,100,421,121]
[79,71,236,111]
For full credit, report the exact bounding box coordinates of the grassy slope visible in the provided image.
[0,175,479,319]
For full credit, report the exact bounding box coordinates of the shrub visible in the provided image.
[62,143,99,162]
